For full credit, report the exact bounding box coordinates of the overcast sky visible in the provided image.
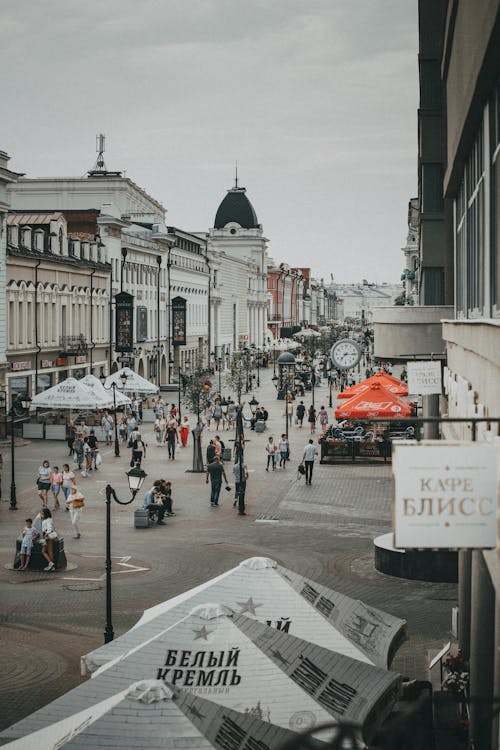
[2,0,418,284]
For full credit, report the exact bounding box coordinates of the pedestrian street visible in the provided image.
[0,367,455,732]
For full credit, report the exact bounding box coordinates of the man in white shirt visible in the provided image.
[301,439,318,485]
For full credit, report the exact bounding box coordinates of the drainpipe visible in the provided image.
[156,255,161,387]
[34,260,41,395]
[167,246,172,383]
[89,268,96,370]
[108,263,113,375]
[204,252,211,366]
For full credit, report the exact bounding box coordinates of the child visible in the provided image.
[19,518,39,570]
[50,466,63,509]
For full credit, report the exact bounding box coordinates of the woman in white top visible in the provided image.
[36,460,51,507]
[61,464,76,501]
[154,416,166,444]
[265,437,277,471]
[38,508,57,571]
[66,486,85,539]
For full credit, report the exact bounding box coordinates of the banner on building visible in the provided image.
[115,291,134,352]
[407,360,442,395]
[393,441,498,549]
[172,296,186,345]
[136,306,148,342]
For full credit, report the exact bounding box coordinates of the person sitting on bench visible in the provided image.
[142,486,165,525]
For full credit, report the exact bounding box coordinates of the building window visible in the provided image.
[455,127,485,316]
[490,78,500,312]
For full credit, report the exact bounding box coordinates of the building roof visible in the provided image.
[214,187,259,229]
[7,211,64,225]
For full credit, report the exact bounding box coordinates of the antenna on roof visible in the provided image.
[94,134,107,172]
[234,161,238,189]
[88,134,122,178]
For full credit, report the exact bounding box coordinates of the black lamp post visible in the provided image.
[329,374,333,408]
[100,371,128,457]
[0,392,31,510]
[255,348,260,387]
[249,396,259,415]
[104,464,147,643]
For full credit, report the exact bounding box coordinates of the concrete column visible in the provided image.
[422,394,439,439]
[458,550,472,659]
[469,551,495,750]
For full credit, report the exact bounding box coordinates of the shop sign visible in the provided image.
[407,360,442,395]
[41,359,54,368]
[115,291,134,352]
[172,296,186,345]
[393,441,498,549]
[11,361,31,371]
[75,355,87,364]
[56,357,69,366]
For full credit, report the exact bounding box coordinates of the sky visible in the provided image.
[1,0,418,284]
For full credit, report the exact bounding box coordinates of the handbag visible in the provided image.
[47,530,58,540]
[95,452,102,467]
[298,463,306,475]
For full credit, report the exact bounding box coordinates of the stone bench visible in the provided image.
[13,537,67,571]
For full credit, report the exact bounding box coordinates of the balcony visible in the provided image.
[59,335,89,356]
[372,305,453,361]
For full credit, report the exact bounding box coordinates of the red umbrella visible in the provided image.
[335,382,414,419]
[338,371,408,399]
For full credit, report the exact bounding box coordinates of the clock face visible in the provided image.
[330,339,361,369]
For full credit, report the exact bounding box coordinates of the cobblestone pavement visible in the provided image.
[0,370,457,732]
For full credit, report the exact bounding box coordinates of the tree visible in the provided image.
[225,352,251,404]
[182,367,213,472]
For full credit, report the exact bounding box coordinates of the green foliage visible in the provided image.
[182,367,214,417]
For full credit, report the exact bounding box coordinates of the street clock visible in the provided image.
[329,339,362,370]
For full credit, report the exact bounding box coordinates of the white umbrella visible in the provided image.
[1,680,309,750]
[82,557,405,675]
[79,374,131,407]
[31,378,113,410]
[104,368,159,395]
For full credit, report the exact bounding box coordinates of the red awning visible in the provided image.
[335,382,414,419]
[338,371,408,399]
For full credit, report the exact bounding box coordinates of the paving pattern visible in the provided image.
[0,372,457,733]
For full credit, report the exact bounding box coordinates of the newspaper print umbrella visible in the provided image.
[82,557,406,675]
[338,372,408,400]
[103,367,159,395]
[335,383,414,420]
[31,377,113,410]
[79,374,131,407]
[1,680,313,750]
[81,604,400,745]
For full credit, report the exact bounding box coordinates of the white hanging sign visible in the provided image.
[407,360,442,395]
[393,441,498,549]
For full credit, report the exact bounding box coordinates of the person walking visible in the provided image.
[284,396,294,427]
[154,415,166,445]
[36,460,52,507]
[212,401,223,431]
[265,436,277,471]
[179,415,190,447]
[65,485,85,539]
[50,466,63,510]
[61,464,76,503]
[317,405,329,432]
[165,420,178,460]
[278,434,290,468]
[131,434,147,467]
[66,421,76,456]
[301,438,318,485]
[307,404,317,434]
[72,433,84,469]
[206,455,228,508]
[232,457,249,516]
[101,411,114,446]
[86,429,99,470]
[296,400,306,428]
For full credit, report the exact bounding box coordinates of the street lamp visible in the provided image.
[100,371,128,457]
[104,464,147,643]
[249,396,259,415]
[0,392,32,510]
[255,348,260,387]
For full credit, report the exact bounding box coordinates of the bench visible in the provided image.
[13,537,67,571]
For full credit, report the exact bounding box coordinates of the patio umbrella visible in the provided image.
[82,604,401,745]
[338,372,408,400]
[1,679,313,750]
[82,557,406,676]
[335,383,414,420]
[79,374,131,407]
[103,368,159,395]
[31,377,113,410]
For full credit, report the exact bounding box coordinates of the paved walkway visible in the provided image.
[0,367,456,731]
